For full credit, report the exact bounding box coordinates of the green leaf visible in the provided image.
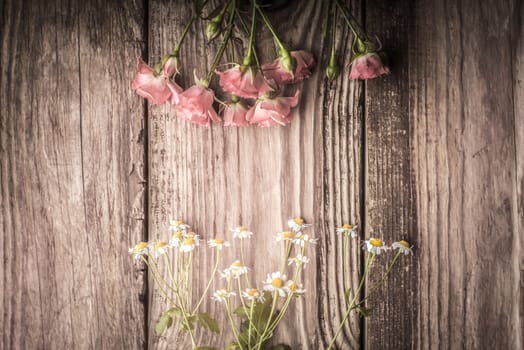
[358,306,372,317]
[233,305,248,317]
[155,312,173,336]
[181,315,197,332]
[196,313,220,334]
[269,344,293,350]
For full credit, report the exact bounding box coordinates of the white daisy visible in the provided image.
[169,230,184,248]
[152,241,170,258]
[292,233,318,247]
[242,288,265,303]
[361,237,389,255]
[263,271,288,298]
[231,226,254,239]
[284,280,306,296]
[287,254,310,268]
[391,240,413,255]
[336,224,358,238]
[212,289,236,303]
[221,260,249,279]
[275,230,295,242]
[168,219,190,233]
[207,238,231,250]
[179,236,200,253]
[128,241,149,260]
[287,217,312,232]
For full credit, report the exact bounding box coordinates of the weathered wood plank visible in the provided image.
[512,0,524,346]
[364,0,418,349]
[410,0,522,349]
[0,0,147,349]
[147,1,363,349]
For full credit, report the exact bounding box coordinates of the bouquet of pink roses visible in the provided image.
[132,0,388,128]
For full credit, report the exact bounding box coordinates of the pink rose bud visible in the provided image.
[349,52,389,80]
[262,50,315,85]
[222,99,249,127]
[132,58,182,105]
[216,65,273,99]
[246,90,300,127]
[174,85,220,126]
[162,56,180,78]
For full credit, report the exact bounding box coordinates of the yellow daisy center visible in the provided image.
[247,288,259,296]
[399,240,410,248]
[183,237,195,246]
[342,224,353,229]
[238,226,249,232]
[173,231,183,239]
[134,241,148,251]
[231,260,242,267]
[300,234,306,240]
[288,283,298,292]
[293,217,304,225]
[370,238,383,247]
[282,231,294,239]
[272,278,284,288]
[213,238,225,244]
[155,241,168,250]
[175,220,183,225]
[186,231,196,237]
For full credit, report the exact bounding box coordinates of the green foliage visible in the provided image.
[196,313,220,334]
[269,344,292,350]
[228,292,281,350]
[155,307,182,335]
[155,308,220,336]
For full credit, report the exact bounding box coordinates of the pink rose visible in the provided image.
[162,56,179,78]
[349,53,389,80]
[222,100,249,127]
[246,90,300,127]
[262,50,315,84]
[132,58,182,105]
[174,85,220,126]
[216,65,273,99]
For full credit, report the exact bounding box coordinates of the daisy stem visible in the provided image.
[281,240,291,273]
[206,0,236,81]
[140,256,178,306]
[226,278,244,349]
[248,300,256,348]
[342,233,349,304]
[185,251,193,310]
[255,290,279,350]
[327,252,375,350]
[236,278,261,338]
[357,250,402,306]
[164,253,180,292]
[192,250,221,314]
[266,244,306,335]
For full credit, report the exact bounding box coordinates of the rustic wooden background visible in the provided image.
[1,0,522,349]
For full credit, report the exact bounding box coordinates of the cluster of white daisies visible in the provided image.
[336,224,414,256]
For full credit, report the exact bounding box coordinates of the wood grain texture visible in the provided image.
[363,0,418,349]
[0,0,147,349]
[147,1,363,349]
[410,0,522,349]
[512,0,524,345]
